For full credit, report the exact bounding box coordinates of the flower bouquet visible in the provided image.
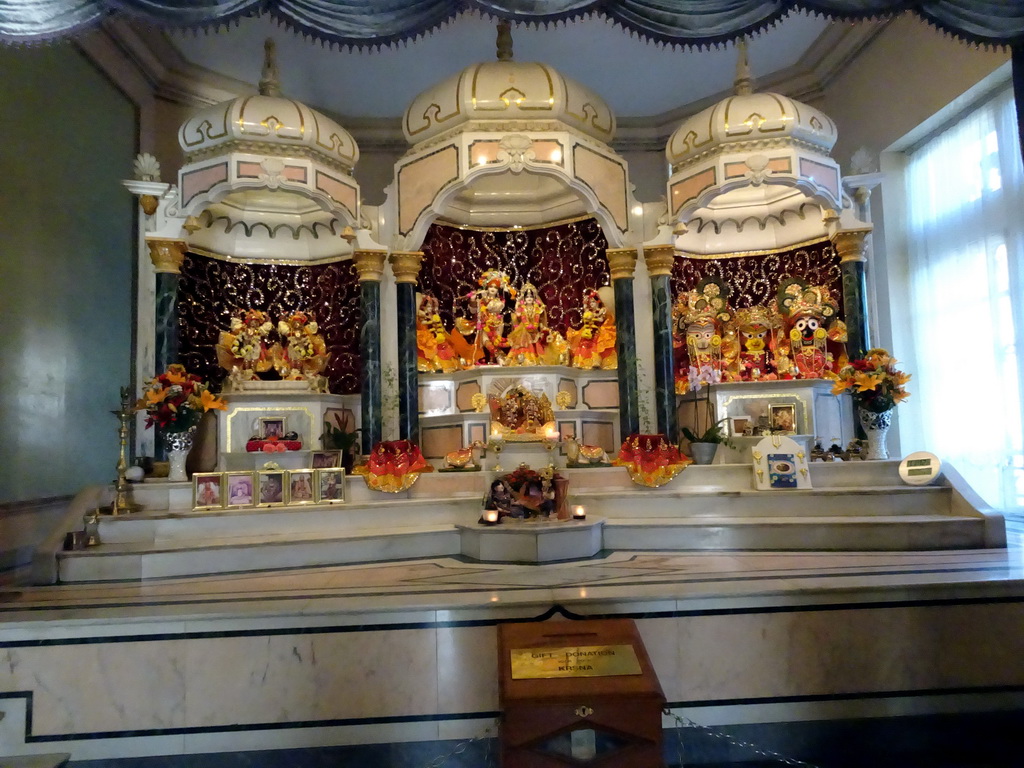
[137,364,226,433]
[830,349,911,460]
[830,349,911,412]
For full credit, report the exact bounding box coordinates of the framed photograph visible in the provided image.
[193,473,224,510]
[311,449,341,469]
[288,469,316,505]
[257,470,286,506]
[768,403,796,434]
[316,468,346,504]
[731,417,750,436]
[225,471,256,508]
[259,416,285,440]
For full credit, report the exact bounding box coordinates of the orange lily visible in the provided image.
[200,389,227,412]
[145,388,170,405]
[853,372,883,392]
[164,365,188,385]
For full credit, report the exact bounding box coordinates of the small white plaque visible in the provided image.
[751,435,812,490]
[899,451,941,486]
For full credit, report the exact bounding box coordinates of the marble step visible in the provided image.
[58,525,463,582]
[577,485,952,518]
[603,514,988,551]
[96,496,484,545]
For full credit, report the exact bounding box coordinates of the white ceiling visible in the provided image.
[168,10,832,121]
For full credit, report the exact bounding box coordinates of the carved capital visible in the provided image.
[388,251,424,284]
[643,245,676,277]
[147,238,187,274]
[352,249,389,282]
[832,228,872,264]
[606,247,638,281]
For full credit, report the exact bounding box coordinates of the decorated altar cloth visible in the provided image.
[613,433,692,488]
[353,440,434,493]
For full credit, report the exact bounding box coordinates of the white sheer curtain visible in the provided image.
[905,86,1024,511]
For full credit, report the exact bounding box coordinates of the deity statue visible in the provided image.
[566,287,617,370]
[216,309,275,379]
[456,269,513,365]
[672,278,732,392]
[771,278,847,379]
[416,293,460,373]
[273,311,330,383]
[495,385,555,435]
[726,306,779,381]
[506,283,548,366]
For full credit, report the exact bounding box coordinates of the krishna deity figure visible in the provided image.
[566,287,617,370]
[672,278,733,393]
[454,269,514,365]
[770,278,847,379]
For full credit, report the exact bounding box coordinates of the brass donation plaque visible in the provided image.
[510,644,642,679]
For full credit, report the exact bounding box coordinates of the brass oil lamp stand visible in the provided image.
[86,387,140,546]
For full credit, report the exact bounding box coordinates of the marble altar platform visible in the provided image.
[1,533,1023,764]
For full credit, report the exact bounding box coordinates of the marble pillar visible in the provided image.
[389,251,423,445]
[353,250,388,455]
[606,248,640,439]
[644,245,679,442]
[147,238,187,461]
[833,229,872,361]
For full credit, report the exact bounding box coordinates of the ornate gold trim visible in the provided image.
[389,251,424,283]
[606,248,638,281]
[832,228,872,263]
[147,238,187,274]
[433,212,594,233]
[185,244,348,267]
[643,245,675,277]
[353,249,388,282]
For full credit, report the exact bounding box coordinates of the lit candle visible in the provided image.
[483,509,499,524]
[572,505,586,520]
[545,426,560,441]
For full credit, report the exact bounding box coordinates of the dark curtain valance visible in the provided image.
[3,1,1024,48]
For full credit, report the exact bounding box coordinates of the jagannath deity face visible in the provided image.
[791,315,826,346]
[686,320,719,353]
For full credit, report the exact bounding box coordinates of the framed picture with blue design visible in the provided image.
[751,435,811,491]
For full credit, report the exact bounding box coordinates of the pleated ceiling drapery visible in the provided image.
[2,1,1023,47]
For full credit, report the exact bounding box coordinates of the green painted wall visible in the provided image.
[0,45,136,503]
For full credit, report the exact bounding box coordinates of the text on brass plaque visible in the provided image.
[510,644,642,679]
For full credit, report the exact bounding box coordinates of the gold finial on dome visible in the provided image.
[259,38,281,97]
[496,20,513,62]
[733,39,753,96]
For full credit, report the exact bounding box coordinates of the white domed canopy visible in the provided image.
[403,59,615,145]
[666,43,844,255]
[391,22,637,250]
[175,39,361,262]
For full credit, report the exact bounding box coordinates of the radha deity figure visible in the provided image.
[672,278,732,392]
[566,287,617,370]
[727,305,779,381]
[416,293,460,373]
[771,278,847,379]
[506,283,548,366]
[467,270,514,365]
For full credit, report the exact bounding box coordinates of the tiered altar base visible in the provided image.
[46,461,1005,584]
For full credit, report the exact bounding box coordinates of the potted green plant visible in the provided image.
[321,412,362,473]
[681,418,735,465]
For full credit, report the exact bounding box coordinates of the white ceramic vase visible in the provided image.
[858,408,893,460]
[163,426,197,482]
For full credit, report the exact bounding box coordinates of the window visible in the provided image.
[903,86,1024,511]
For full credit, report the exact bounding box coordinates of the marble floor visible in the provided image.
[1,525,1022,624]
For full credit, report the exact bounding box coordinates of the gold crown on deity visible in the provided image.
[733,305,777,332]
[775,278,837,323]
[519,282,541,301]
[479,269,512,291]
[677,277,731,326]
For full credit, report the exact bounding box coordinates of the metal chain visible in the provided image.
[422,720,498,768]
[665,710,820,768]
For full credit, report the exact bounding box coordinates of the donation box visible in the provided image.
[498,618,665,767]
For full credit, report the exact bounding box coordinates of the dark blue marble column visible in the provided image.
[148,239,187,461]
[354,250,388,455]
[834,229,871,360]
[606,248,640,439]
[389,251,423,446]
[645,245,679,443]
